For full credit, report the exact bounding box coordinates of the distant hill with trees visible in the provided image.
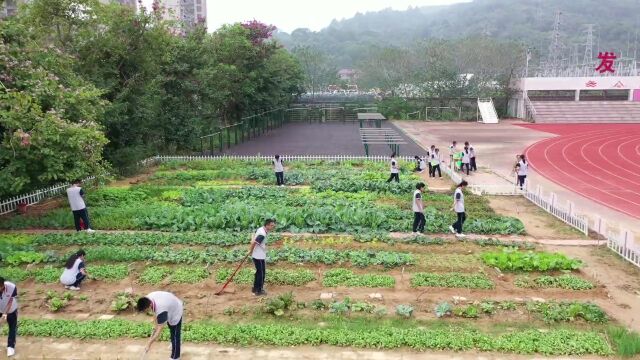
[278,0,640,68]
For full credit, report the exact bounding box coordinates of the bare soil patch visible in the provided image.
[487,196,588,240]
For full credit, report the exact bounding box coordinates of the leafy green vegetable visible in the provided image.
[322,268,395,288]
[515,275,594,290]
[8,319,613,355]
[481,248,582,272]
[411,272,494,289]
[170,267,209,284]
[215,268,315,286]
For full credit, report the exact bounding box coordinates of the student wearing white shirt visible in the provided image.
[430,148,442,178]
[66,179,94,233]
[0,278,18,357]
[386,153,400,183]
[248,219,276,296]
[516,155,528,190]
[414,155,427,173]
[461,147,471,175]
[428,145,436,176]
[449,180,468,238]
[470,147,477,171]
[412,183,426,234]
[449,141,458,169]
[59,250,87,291]
[413,156,422,172]
[273,155,285,186]
[136,291,184,360]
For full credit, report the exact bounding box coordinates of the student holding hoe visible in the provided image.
[248,219,276,296]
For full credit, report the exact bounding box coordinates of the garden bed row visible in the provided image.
[3,318,616,356]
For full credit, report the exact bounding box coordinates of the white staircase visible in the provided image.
[531,101,640,123]
[477,98,499,123]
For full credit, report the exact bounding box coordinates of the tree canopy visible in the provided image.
[0,0,303,197]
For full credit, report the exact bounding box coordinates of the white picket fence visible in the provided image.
[524,185,589,235]
[607,230,640,267]
[0,177,95,216]
[155,154,415,162]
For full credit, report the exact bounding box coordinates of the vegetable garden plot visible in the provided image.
[2,159,638,357]
[0,160,524,234]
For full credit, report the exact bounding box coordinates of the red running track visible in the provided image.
[518,124,640,220]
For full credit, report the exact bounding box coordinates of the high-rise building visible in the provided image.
[1,0,21,18]
[99,0,137,8]
[156,0,206,32]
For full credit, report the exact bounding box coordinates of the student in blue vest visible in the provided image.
[248,219,277,296]
[137,291,184,360]
[0,277,18,357]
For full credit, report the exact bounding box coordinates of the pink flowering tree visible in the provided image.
[241,20,276,46]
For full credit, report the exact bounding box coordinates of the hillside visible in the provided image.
[276,0,640,68]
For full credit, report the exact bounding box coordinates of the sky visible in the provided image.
[142,0,470,33]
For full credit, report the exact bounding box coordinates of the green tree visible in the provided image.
[292,46,335,98]
[0,18,108,196]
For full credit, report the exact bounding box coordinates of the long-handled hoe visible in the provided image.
[214,253,250,296]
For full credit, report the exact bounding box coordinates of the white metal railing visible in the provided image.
[441,160,463,185]
[524,94,537,122]
[469,184,521,196]
[154,154,415,163]
[607,230,639,268]
[524,185,589,235]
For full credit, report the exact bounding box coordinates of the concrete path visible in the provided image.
[218,122,424,156]
[13,338,608,360]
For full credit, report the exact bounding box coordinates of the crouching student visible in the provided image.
[60,249,88,291]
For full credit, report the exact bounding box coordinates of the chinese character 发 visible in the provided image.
[595,52,617,73]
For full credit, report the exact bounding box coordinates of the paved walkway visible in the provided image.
[221,122,424,156]
[14,338,608,360]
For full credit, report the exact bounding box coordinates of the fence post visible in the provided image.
[549,192,557,208]
[595,216,604,235]
[567,200,574,217]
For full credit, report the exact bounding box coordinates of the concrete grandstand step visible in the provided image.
[531,100,640,123]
